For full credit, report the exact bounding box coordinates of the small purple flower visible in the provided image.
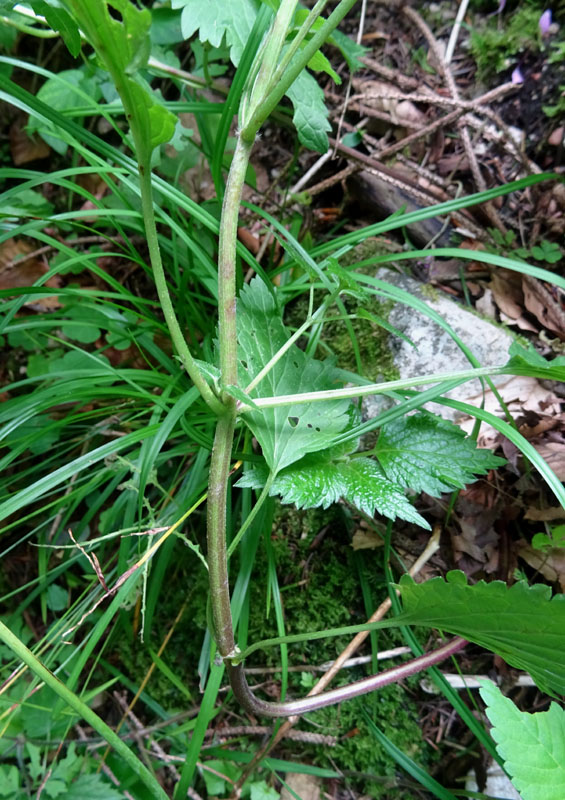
[539,9,552,35]
[511,66,524,84]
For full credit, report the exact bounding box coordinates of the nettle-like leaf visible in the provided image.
[172,0,334,152]
[237,278,350,473]
[375,413,505,497]
[479,680,565,800]
[398,572,565,696]
[237,442,429,528]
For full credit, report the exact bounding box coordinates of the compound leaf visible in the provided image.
[237,278,350,473]
[237,446,429,528]
[479,680,565,800]
[375,413,505,496]
[398,572,565,696]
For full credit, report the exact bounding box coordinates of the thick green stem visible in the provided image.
[138,167,224,415]
[217,137,254,387]
[207,412,237,657]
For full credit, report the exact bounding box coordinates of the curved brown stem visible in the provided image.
[227,637,467,718]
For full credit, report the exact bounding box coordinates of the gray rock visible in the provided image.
[364,268,515,420]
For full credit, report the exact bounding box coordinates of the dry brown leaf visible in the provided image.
[351,529,383,550]
[525,506,565,521]
[0,239,62,310]
[475,288,497,319]
[281,774,320,800]
[459,376,562,446]
[490,270,524,319]
[362,81,427,127]
[499,311,538,333]
[517,539,565,590]
[532,441,565,480]
[10,120,50,165]
[522,275,565,339]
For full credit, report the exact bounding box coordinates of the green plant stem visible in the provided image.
[241,0,359,141]
[138,167,223,415]
[243,0,299,128]
[207,412,237,657]
[0,619,169,800]
[241,364,509,410]
[267,0,330,94]
[218,137,253,388]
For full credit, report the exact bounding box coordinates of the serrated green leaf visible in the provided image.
[236,441,430,528]
[30,0,81,57]
[237,278,350,473]
[375,413,505,496]
[286,68,331,152]
[172,0,260,66]
[479,680,565,800]
[398,572,565,696]
[506,342,565,382]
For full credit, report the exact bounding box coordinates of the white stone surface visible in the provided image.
[364,268,515,420]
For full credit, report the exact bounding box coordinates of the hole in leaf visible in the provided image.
[107,3,123,22]
[240,360,248,369]
[288,416,299,428]
[315,426,321,432]
[307,423,312,428]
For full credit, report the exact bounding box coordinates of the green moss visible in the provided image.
[469,5,544,80]
[241,505,432,798]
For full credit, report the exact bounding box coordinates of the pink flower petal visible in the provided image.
[511,66,524,84]
[539,9,552,35]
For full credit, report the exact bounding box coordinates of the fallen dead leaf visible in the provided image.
[10,119,50,165]
[281,774,320,800]
[0,239,62,309]
[523,275,565,340]
[351,529,383,550]
[475,288,497,319]
[459,375,562,446]
[490,270,524,319]
[361,80,427,127]
[525,506,565,521]
[517,539,565,590]
[531,441,565,480]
